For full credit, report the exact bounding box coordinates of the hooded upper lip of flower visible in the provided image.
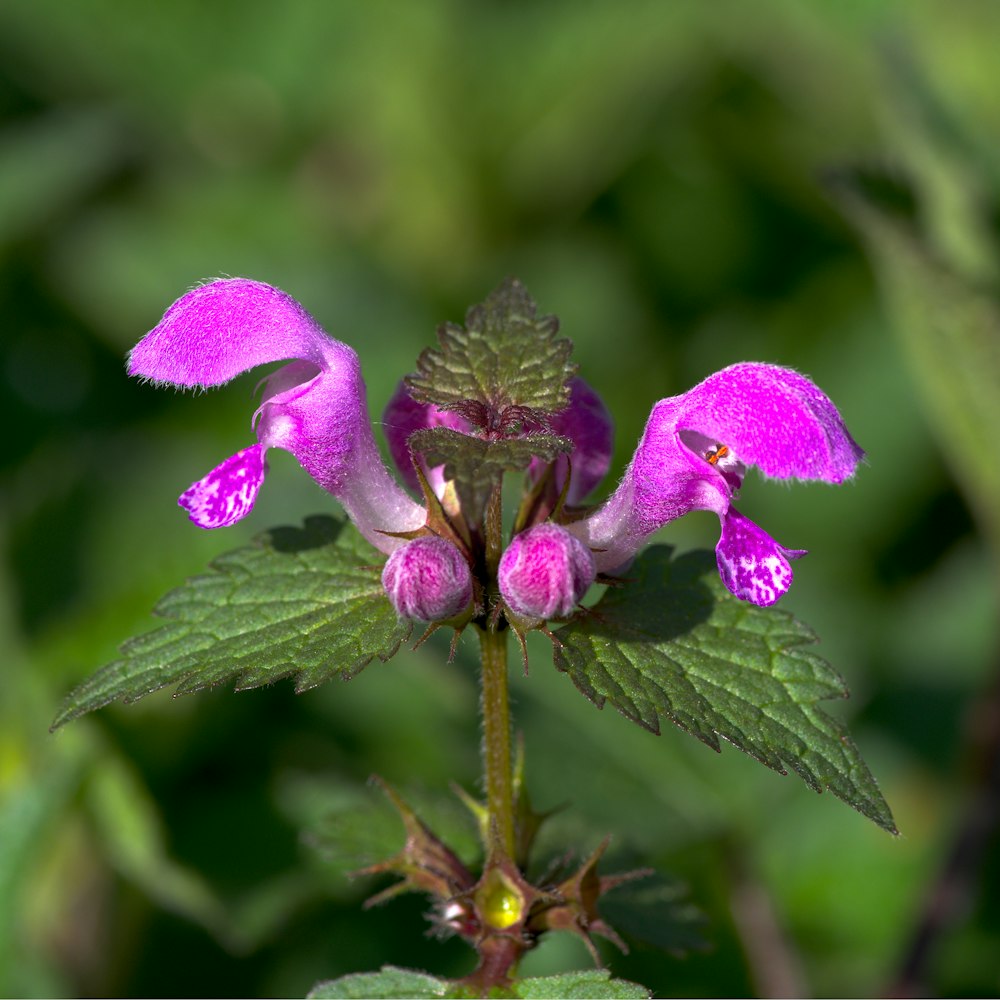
[130,278,862,610]
[565,362,864,606]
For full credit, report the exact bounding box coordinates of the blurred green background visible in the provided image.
[3,1,999,996]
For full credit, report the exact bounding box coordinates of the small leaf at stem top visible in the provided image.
[406,277,576,422]
[410,427,573,521]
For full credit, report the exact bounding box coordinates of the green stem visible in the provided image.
[479,625,515,859]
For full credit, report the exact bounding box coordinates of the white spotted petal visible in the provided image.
[715,508,806,607]
[180,444,267,529]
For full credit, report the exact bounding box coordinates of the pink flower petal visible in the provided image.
[133,279,425,549]
[534,377,614,504]
[129,278,333,387]
[499,522,596,619]
[677,363,864,483]
[715,508,806,607]
[179,444,266,529]
[568,362,859,602]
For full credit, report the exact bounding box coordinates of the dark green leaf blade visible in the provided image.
[52,516,408,729]
[406,277,576,415]
[280,772,481,878]
[553,546,896,834]
[410,427,572,518]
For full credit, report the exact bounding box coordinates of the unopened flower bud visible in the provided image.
[498,523,596,620]
[381,535,473,622]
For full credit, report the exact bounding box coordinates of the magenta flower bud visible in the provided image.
[381,535,474,622]
[498,522,596,620]
[128,278,424,551]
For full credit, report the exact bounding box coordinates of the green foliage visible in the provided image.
[597,874,708,957]
[409,428,572,518]
[307,967,650,999]
[51,516,407,729]
[406,278,576,418]
[514,971,649,999]
[0,108,123,247]
[553,546,896,834]
[832,167,1000,558]
[283,772,483,879]
[6,1,1000,996]
[308,967,452,999]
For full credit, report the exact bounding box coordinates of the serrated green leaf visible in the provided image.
[552,546,896,834]
[406,277,576,417]
[52,516,408,729]
[307,966,451,999]
[410,427,572,518]
[515,971,650,999]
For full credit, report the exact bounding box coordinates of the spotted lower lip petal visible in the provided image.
[715,507,807,606]
[179,443,267,529]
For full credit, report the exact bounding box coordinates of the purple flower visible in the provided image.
[128,278,424,552]
[567,363,863,607]
[383,377,613,504]
[499,523,596,620]
[131,279,860,617]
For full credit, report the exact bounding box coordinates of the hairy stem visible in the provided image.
[479,626,515,858]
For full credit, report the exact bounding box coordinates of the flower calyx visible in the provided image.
[355,776,648,990]
[526,838,651,964]
[352,777,477,925]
